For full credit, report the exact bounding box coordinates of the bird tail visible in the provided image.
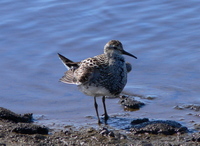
[58,53,80,70]
[58,53,80,85]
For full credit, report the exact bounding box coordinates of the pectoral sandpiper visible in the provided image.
[58,40,137,124]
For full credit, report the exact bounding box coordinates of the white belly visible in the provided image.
[78,85,113,97]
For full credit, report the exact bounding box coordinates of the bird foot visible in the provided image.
[102,114,109,124]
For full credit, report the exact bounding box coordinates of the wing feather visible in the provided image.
[60,70,78,84]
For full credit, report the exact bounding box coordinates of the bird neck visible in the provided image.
[106,51,121,58]
[106,52,125,65]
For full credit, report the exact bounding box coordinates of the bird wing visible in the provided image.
[126,62,132,73]
[60,69,78,84]
[73,56,103,84]
[59,54,105,85]
[60,63,100,85]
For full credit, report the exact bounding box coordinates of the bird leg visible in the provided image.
[94,96,101,124]
[102,96,109,122]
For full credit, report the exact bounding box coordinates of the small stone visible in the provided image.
[174,105,184,110]
[86,127,95,133]
[119,96,145,109]
[108,131,115,138]
[100,127,109,136]
[119,134,127,139]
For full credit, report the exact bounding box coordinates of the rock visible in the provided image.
[183,104,200,111]
[174,105,184,110]
[191,133,200,142]
[0,107,32,123]
[174,104,200,111]
[194,123,200,130]
[0,107,48,135]
[144,95,157,100]
[131,118,149,125]
[119,96,145,110]
[12,123,48,135]
[99,127,115,138]
[130,119,188,135]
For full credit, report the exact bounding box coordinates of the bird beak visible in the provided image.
[122,50,137,59]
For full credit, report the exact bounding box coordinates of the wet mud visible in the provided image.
[0,107,200,145]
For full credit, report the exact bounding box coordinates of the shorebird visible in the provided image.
[58,40,137,124]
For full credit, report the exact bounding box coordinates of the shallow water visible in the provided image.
[0,1,200,130]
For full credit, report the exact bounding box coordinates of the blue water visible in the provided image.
[0,1,200,129]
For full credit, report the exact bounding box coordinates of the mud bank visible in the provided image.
[0,107,200,145]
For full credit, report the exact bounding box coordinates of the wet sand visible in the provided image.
[0,107,199,146]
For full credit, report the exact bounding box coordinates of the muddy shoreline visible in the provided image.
[0,107,199,145]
